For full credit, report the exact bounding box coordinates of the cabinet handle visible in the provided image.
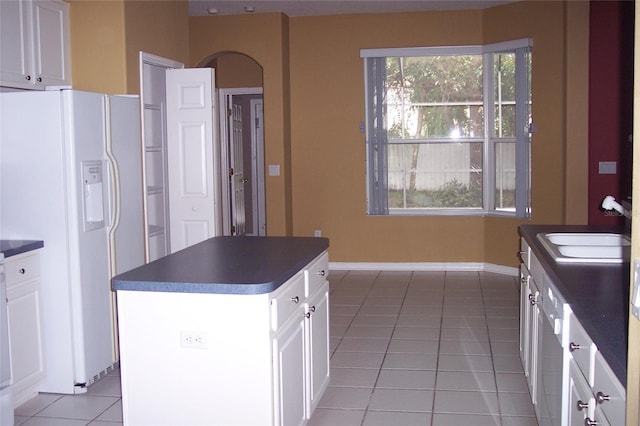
[576,400,589,411]
[521,276,527,284]
[310,305,316,313]
[569,342,581,352]
[518,251,527,263]
[584,418,598,426]
[18,268,25,275]
[291,296,300,304]
[37,77,42,83]
[304,312,311,319]
[596,392,610,404]
[528,294,538,305]
[25,75,31,81]
[318,270,326,277]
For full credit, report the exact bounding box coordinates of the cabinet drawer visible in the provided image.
[271,272,305,332]
[568,359,595,424]
[568,315,596,386]
[305,252,328,297]
[593,351,625,426]
[4,252,40,288]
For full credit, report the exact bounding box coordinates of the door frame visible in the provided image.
[218,87,265,236]
[138,52,183,261]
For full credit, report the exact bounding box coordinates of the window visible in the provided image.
[362,40,532,217]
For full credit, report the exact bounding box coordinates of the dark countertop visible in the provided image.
[519,225,629,386]
[0,239,44,260]
[112,236,330,295]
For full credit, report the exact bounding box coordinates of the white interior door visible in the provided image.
[230,103,246,235]
[218,89,265,236]
[166,68,221,253]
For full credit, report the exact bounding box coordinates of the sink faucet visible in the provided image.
[602,195,631,218]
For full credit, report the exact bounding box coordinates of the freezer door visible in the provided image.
[105,95,145,276]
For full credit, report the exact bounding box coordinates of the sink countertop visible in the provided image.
[520,224,628,386]
[0,239,44,261]
[112,236,330,295]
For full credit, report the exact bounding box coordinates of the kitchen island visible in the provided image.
[112,236,330,426]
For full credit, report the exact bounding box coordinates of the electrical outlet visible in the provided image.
[314,230,322,237]
[180,330,208,349]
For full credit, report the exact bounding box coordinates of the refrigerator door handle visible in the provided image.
[104,96,121,278]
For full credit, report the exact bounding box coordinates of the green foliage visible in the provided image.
[431,178,482,208]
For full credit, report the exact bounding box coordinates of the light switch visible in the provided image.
[598,161,617,175]
[268,164,280,176]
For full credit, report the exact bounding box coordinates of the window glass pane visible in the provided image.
[494,52,516,137]
[495,141,516,210]
[388,142,483,208]
[386,55,484,140]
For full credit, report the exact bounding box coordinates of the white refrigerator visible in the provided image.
[0,90,145,394]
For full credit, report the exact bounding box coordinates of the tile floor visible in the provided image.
[13,269,537,426]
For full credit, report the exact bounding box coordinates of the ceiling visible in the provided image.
[188,0,518,17]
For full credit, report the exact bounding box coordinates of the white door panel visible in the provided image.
[166,68,221,253]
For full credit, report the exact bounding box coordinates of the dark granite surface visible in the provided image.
[520,224,628,386]
[112,236,329,295]
[0,240,44,260]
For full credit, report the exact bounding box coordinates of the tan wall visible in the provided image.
[285,2,581,265]
[69,0,189,94]
[189,13,293,236]
[68,0,588,266]
[123,0,190,94]
[68,0,189,95]
[288,11,486,262]
[68,0,128,93]
[482,0,583,264]
[215,54,263,88]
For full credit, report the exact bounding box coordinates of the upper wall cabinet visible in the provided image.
[0,0,71,90]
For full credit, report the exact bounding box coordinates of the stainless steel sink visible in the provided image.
[536,232,630,264]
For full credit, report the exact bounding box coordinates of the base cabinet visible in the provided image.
[273,316,306,426]
[519,235,626,426]
[117,251,330,426]
[305,284,330,416]
[4,250,45,407]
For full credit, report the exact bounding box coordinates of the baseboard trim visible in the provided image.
[329,262,518,276]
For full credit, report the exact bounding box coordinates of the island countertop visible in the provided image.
[111,236,330,295]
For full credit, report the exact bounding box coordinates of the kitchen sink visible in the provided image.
[536,232,631,264]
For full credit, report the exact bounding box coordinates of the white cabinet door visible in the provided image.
[526,276,540,404]
[0,0,31,86]
[166,68,222,252]
[4,252,45,407]
[30,0,70,87]
[305,282,330,417]
[519,264,530,375]
[0,0,70,89]
[273,316,306,426]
